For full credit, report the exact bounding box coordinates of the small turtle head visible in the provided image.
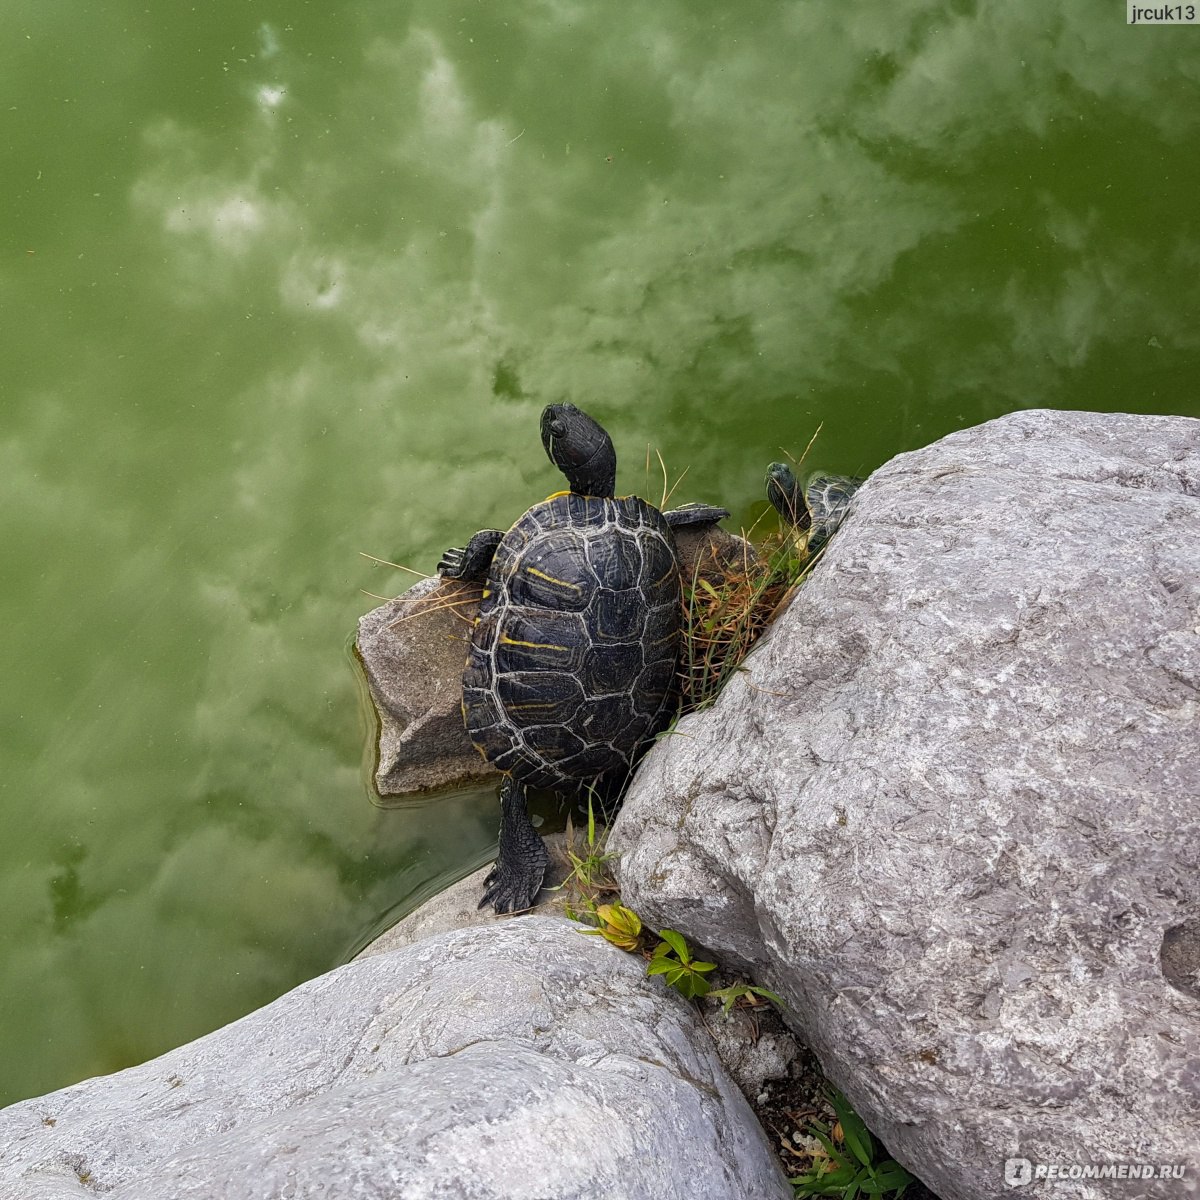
[541,403,617,497]
[765,461,811,531]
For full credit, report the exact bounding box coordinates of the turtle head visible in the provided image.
[541,403,616,497]
[765,462,811,531]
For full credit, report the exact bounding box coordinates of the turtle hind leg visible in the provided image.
[437,528,503,581]
[479,776,550,914]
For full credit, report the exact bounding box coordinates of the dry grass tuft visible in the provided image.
[386,581,482,628]
[677,529,813,715]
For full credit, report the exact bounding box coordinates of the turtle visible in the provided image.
[437,403,728,913]
[764,461,862,555]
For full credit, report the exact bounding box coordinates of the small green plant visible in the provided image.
[706,980,785,1015]
[554,793,619,925]
[646,928,718,999]
[789,1088,913,1198]
[572,895,782,1012]
[580,902,644,951]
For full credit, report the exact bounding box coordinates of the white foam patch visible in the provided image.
[257,84,287,110]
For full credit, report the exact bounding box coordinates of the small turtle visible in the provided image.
[438,404,727,913]
[765,461,862,555]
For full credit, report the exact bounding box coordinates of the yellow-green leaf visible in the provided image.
[594,903,642,950]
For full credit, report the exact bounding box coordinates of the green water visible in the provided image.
[2,0,1198,1107]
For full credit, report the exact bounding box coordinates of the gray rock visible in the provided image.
[611,409,1200,1200]
[0,918,790,1200]
[357,526,754,797]
[356,836,797,1103]
[702,1005,798,1102]
[673,521,760,584]
[356,574,496,795]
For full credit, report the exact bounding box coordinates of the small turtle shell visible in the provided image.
[805,473,862,553]
[463,493,680,788]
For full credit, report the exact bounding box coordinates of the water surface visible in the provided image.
[2,0,1198,1105]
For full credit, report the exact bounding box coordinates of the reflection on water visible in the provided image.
[1,0,1197,1106]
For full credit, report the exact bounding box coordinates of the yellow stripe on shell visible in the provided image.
[524,566,581,591]
[499,635,570,651]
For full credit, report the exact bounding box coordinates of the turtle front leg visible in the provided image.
[662,502,730,531]
[479,776,550,914]
[437,529,503,582]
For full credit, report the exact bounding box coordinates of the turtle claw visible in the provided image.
[438,529,503,582]
[478,853,548,915]
[437,547,467,578]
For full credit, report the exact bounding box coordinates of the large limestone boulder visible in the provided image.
[356,838,800,1105]
[0,918,789,1200]
[357,524,753,796]
[611,409,1200,1200]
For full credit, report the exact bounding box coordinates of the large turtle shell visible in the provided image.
[462,492,681,788]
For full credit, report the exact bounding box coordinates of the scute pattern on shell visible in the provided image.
[805,473,861,550]
[463,493,681,788]
[805,473,855,518]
